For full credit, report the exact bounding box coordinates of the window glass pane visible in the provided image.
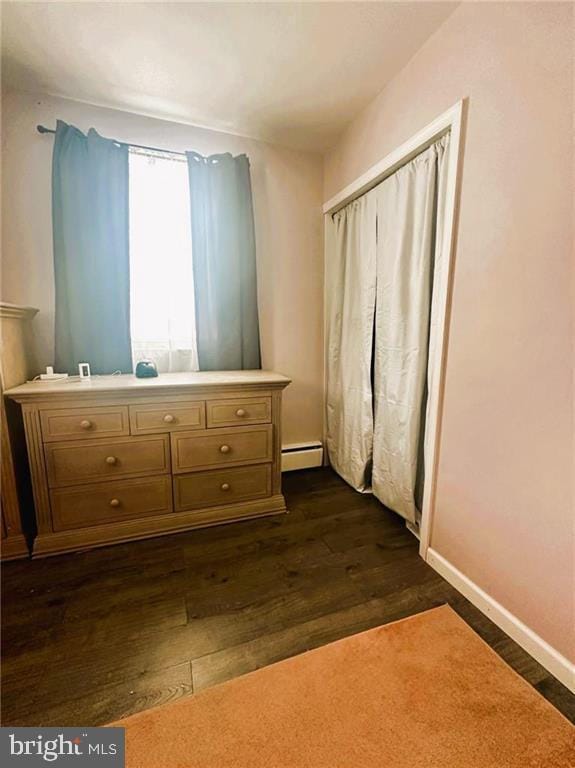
[128,149,198,372]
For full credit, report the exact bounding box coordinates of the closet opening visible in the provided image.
[323,101,465,560]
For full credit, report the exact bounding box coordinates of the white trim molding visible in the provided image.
[322,100,466,561]
[323,101,464,216]
[427,548,575,693]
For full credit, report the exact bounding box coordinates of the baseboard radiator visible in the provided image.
[281,441,324,472]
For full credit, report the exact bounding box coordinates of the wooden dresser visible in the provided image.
[4,371,290,557]
[1,302,39,560]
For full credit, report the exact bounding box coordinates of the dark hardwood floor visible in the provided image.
[2,468,573,725]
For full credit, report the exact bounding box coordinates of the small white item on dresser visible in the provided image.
[78,362,91,380]
[39,366,69,381]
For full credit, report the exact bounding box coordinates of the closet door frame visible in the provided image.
[323,99,466,560]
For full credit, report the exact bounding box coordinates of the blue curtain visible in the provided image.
[52,120,132,374]
[186,152,261,370]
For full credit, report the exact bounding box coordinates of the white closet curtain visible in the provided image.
[325,191,377,491]
[325,134,450,522]
[372,135,450,523]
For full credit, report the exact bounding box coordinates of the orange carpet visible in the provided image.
[112,605,574,767]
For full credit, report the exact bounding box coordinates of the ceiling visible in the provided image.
[1,1,457,152]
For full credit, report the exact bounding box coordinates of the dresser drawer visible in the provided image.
[174,465,271,511]
[51,476,172,531]
[45,435,171,488]
[41,406,129,442]
[206,397,271,428]
[129,401,205,435]
[171,425,273,474]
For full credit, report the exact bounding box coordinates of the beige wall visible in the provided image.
[1,91,324,447]
[325,2,574,661]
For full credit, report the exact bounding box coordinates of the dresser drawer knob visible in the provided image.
[163,414,175,423]
[80,419,92,430]
[221,483,230,491]
[235,408,246,417]
[219,444,231,454]
[109,498,121,507]
[105,456,118,465]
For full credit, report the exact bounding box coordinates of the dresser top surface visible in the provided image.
[5,370,291,401]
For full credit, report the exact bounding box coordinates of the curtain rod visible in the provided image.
[36,124,186,157]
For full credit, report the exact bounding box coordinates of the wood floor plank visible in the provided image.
[186,544,360,618]
[321,510,408,553]
[288,486,383,521]
[2,467,572,726]
[58,593,189,649]
[191,578,458,692]
[535,677,575,723]
[183,579,368,668]
[5,662,193,727]
[1,607,65,658]
[1,572,365,712]
[191,597,397,692]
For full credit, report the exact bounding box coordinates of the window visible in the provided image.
[128,148,199,372]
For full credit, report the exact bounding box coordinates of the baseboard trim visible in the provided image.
[426,547,575,693]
